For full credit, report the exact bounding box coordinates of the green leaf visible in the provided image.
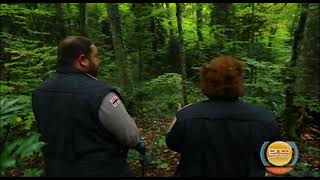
[5,138,24,155]
[13,133,45,159]
[1,104,28,115]
[0,156,16,169]
[20,142,46,158]
[157,163,169,169]
[0,99,20,113]
[149,159,162,165]
[23,168,44,177]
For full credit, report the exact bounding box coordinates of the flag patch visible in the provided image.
[110,96,121,107]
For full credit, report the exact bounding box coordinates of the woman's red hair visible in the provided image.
[200,55,245,99]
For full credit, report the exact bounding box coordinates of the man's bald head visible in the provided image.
[58,36,93,66]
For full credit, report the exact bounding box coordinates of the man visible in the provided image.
[166,55,282,177]
[32,36,142,177]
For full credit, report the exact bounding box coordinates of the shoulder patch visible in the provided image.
[110,96,121,107]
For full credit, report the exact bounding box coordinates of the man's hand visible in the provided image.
[135,140,146,155]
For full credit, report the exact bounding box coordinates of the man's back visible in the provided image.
[166,100,281,177]
[32,66,129,176]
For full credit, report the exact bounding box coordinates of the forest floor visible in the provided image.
[128,117,180,177]
[129,117,320,177]
[8,117,319,177]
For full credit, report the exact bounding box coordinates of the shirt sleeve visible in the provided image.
[98,92,139,148]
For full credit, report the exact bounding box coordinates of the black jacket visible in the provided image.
[166,99,281,177]
[32,66,131,177]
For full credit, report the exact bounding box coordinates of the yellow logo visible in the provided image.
[260,141,299,175]
[266,141,293,166]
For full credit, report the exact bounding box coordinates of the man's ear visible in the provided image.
[77,54,89,68]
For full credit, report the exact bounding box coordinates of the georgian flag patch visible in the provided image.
[110,96,121,107]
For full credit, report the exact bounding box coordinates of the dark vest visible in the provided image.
[32,66,130,177]
[166,99,282,177]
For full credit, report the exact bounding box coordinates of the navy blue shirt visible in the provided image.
[166,99,281,177]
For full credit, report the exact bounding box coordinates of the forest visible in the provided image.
[0,3,319,177]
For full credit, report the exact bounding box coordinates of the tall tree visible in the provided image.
[54,3,68,45]
[79,3,87,36]
[267,26,277,48]
[130,3,153,81]
[209,3,235,55]
[210,3,233,27]
[149,3,166,70]
[165,3,180,73]
[284,3,309,139]
[249,3,257,85]
[107,3,131,92]
[196,3,203,46]
[176,3,188,106]
[165,3,174,40]
[66,3,76,34]
[301,3,320,99]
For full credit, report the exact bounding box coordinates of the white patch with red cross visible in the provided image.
[110,96,121,107]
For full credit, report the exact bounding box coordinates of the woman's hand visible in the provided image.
[167,103,192,133]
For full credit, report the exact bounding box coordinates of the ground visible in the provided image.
[8,117,319,177]
[128,117,320,177]
[128,117,180,177]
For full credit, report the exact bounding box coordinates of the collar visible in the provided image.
[208,97,240,102]
[56,65,82,74]
[56,65,98,80]
[85,72,98,80]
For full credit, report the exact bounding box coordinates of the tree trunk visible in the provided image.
[209,3,214,27]
[150,3,164,58]
[130,3,154,81]
[246,3,257,89]
[107,3,131,92]
[79,3,87,36]
[176,3,189,106]
[24,3,38,9]
[284,3,309,140]
[138,49,143,81]
[248,3,258,87]
[248,3,255,56]
[268,27,277,48]
[302,3,320,99]
[55,3,67,45]
[289,5,301,37]
[66,3,74,32]
[165,3,178,72]
[196,3,203,46]
[165,3,174,40]
[210,3,233,34]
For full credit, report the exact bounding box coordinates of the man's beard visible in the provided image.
[87,63,99,77]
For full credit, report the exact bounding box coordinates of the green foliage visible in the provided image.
[1,32,56,95]
[134,73,183,118]
[0,98,28,130]
[127,135,169,171]
[1,2,318,176]
[294,96,320,113]
[0,132,45,176]
[0,97,44,176]
[155,135,166,147]
[131,73,205,118]
[290,162,320,177]
[127,150,140,161]
[23,168,44,177]
[239,56,287,115]
[146,135,170,170]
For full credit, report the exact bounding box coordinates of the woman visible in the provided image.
[166,55,281,177]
